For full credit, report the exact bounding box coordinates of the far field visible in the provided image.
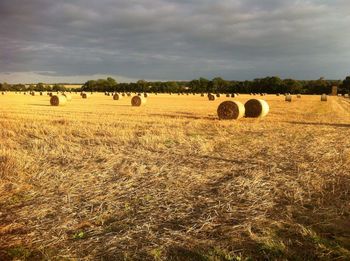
[0,93,350,260]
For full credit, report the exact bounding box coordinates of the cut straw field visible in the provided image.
[1,93,350,260]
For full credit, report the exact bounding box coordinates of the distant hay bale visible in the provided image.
[226,94,230,97]
[127,93,131,97]
[321,94,327,101]
[345,94,349,98]
[30,91,36,96]
[1,92,5,95]
[62,93,72,101]
[131,95,146,106]
[285,95,292,102]
[244,99,269,118]
[297,94,301,98]
[81,93,89,99]
[50,95,67,106]
[137,93,142,96]
[144,93,148,98]
[217,101,245,120]
[122,93,125,96]
[208,94,216,101]
[231,93,236,98]
[216,93,220,97]
[276,93,280,96]
[201,93,204,97]
[113,93,122,100]
[40,92,43,96]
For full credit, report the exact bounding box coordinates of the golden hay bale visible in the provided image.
[201,93,204,97]
[122,93,125,96]
[208,94,216,101]
[81,93,89,99]
[244,99,269,118]
[144,93,148,98]
[345,94,349,98]
[1,92,5,95]
[131,95,146,106]
[62,93,72,101]
[216,93,220,97]
[285,95,292,102]
[226,94,230,97]
[30,91,36,96]
[297,94,301,98]
[127,93,131,97]
[113,93,122,100]
[217,101,245,120]
[321,94,327,101]
[50,95,67,106]
[231,93,236,98]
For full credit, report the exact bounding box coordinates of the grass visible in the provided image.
[0,93,350,260]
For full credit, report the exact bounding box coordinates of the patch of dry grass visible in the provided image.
[0,93,350,260]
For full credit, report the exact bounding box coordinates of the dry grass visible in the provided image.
[0,93,350,260]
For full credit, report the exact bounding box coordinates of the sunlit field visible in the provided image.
[1,93,350,260]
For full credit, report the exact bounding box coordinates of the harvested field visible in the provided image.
[0,93,350,260]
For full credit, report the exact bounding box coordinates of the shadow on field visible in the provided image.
[149,113,213,120]
[28,104,50,107]
[285,121,350,128]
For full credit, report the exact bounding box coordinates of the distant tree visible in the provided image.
[341,76,350,93]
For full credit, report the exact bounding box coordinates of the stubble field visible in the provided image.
[0,93,350,260]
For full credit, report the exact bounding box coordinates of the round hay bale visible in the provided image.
[285,95,292,102]
[113,93,122,100]
[201,93,204,97]
[276,93,280,96]
[321,94,327,101]
[30,91,36,96]
[344,94,349,98]
[122,93,125,96]
[62,93,72,101]
[131,95,146,106]
[216,93,220,98]
[144,93,148,98]
[217,101,245,120]
[297,94,301,98]
[208,94,216,101]
[40,92,43,96]
[231,93,236,98]
[127,93,131,97]
[50,95,67,106]
[81,93,89,99]
[1,92,5,95]
[226,94,230,97]
[244,99,269,118]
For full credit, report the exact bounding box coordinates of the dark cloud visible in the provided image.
[0,0,349,83]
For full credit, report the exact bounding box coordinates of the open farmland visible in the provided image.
[1,93,350,260]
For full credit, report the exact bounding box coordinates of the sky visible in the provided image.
[0,0,350,83]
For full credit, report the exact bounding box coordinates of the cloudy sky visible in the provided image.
[1,0,350,83]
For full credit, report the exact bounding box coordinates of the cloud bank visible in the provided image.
[1,0,349,83]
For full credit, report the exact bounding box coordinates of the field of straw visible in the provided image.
[1,93,350,260]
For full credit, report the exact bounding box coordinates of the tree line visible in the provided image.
[1,76,350,94]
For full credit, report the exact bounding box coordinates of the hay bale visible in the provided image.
[127,93,131,97]
[345,94,349,98]
[217,101,245,120]
[50,95,67,106]
[231,93,236,98]
[113,93,122,100]
[297,94,301,98]
[131,95,146,106]
[144,93,148,98]
[244,99,269,118]
[216,93,221,98]
[62,93,72,101]
[1,92,5,95]
[30,91,36,96]
[81,93,89,99]
[321,94,327,101]
[208,94,216,101]
[226,94,230,97]
[285,95,292,102]
[201,93,204,97]
[122,93,126,96]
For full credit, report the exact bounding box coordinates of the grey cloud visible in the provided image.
[0,0,349,83]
